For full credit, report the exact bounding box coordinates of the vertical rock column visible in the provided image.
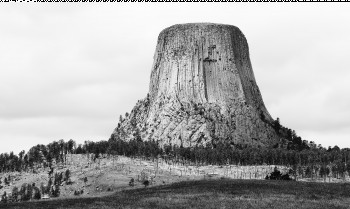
[113,23,278,147]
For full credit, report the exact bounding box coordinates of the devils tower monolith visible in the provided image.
[112,23,279,147]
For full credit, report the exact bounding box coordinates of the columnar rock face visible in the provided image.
[112,23,278,147]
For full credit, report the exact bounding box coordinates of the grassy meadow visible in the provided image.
[3,179,350,209]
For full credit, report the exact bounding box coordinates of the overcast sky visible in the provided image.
[1,4,349,154]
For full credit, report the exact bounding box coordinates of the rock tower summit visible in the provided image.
[112,23,278,147]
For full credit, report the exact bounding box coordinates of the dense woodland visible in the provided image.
[1,118,350,181]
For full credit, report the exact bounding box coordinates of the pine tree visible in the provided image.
[84,177,88,186]
[33,186,41,200]
[47,178,53,194]
[26,184,33,200]
[12,186,19,202]
[1,191,7,203]
[64,169,71,184]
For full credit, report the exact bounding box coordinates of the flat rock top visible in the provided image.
[161,22,240,30]
[158,23,244,39]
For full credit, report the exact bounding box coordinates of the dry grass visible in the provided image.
[3,179,350,209]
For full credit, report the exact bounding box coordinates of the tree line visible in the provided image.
[1,168,71,203]
[0,118,349,180]
[0,139,75,173]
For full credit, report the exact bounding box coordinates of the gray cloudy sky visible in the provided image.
[1,4,350,154]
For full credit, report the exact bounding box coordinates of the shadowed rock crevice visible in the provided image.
[112,23,279,147]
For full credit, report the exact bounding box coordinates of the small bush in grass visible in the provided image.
[73,190,85,196]
[129,178,135,187]
[265,167,292,180]
[83,177,88,185]
[143,180,150,187]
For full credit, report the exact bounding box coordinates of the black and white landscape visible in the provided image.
[1,4,350,209]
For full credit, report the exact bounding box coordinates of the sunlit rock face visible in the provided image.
[112,23,278,147]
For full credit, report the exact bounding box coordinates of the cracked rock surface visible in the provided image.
[112,23,278,147]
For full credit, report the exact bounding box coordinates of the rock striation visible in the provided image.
[112,23,279,147]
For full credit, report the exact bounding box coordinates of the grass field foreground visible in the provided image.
[3,179,350,209]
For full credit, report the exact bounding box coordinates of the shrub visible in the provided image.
[19,183,31,201]
[48,167,54,177]
[143,180,150,187]
[33,186,41,200]
[51,185,60,197]
[54,172,63,186]
[64,169,71,184]
[11,186,19,202]
[265,167,292,181]
[1,191,7,203]
[129,178,135,187]
[28,184,33,199]
[40,182,47,196]
[4,177,9,185]
[84,177,88,184]
[73,190,85,196]
[281,173,292,180]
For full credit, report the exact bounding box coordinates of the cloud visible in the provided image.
[253,22,350,149]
